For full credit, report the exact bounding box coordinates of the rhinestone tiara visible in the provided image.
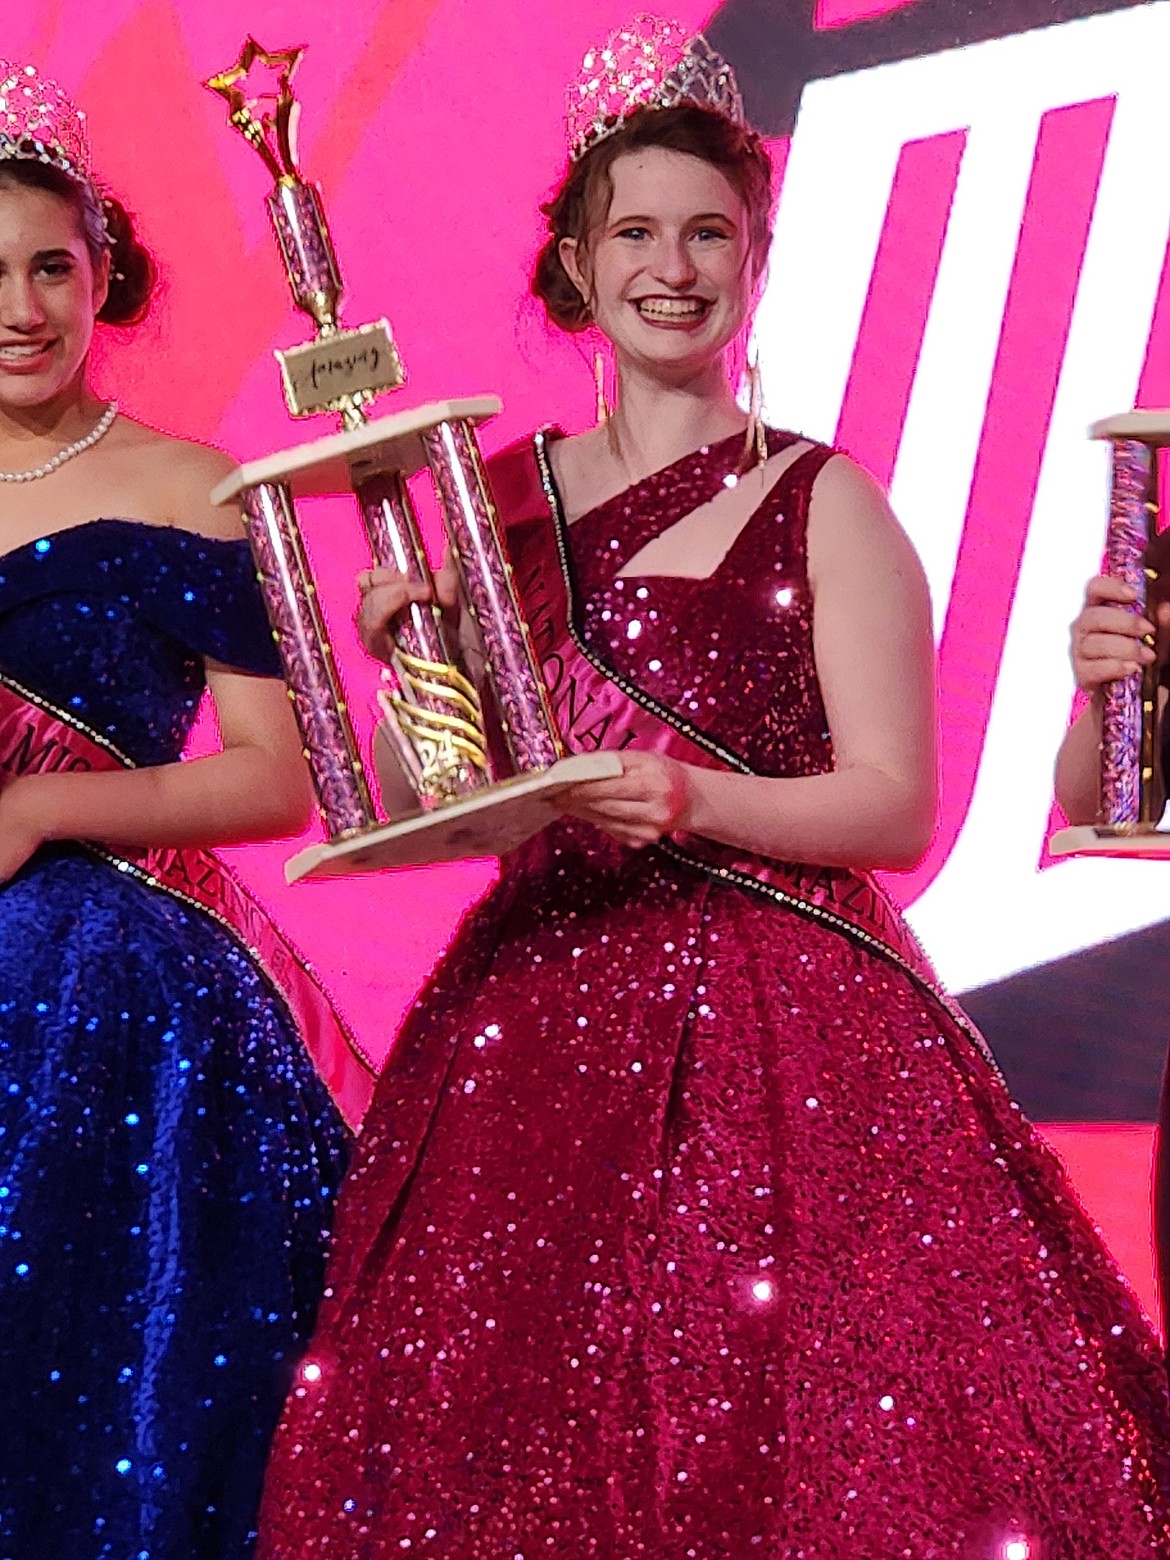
[0,60,94,184]
[567,15,746,163]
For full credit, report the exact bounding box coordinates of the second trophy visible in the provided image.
[1050,411,1170,857]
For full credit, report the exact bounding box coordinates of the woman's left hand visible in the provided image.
[0,778,50,884]
[556,750,693,849]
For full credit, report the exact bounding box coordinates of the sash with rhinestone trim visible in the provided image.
[517,431,994,1060]
[0,670,374,1127]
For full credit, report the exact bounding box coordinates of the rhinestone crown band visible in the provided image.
[567,15,746,163]
[0,60,93,182]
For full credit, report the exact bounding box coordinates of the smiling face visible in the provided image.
[560,145,755,383]
[0,177,109,413]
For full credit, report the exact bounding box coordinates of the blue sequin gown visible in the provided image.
[0,520,351,1560]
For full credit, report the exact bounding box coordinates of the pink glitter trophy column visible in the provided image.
[1050,414,1170,857]
[204,40,618,882]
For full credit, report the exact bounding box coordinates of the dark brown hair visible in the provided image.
[0,158,156,327]
[532,103,774,334]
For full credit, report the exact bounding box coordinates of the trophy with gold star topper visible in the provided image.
[204,41,618,882]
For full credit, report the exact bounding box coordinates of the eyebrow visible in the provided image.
[608,211,737,226]
[31,248,77,263]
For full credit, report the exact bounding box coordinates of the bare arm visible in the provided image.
[1054,700,1105,826]
[680,457,935,869]
[1,662,313,867]
[560,457,938,871]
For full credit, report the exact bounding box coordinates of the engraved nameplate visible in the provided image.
[276,319,405,416]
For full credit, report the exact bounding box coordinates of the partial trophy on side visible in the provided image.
[204,40,619,883]
[1050,412,1170,858]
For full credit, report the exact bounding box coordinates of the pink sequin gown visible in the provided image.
[259,432,1170,1558]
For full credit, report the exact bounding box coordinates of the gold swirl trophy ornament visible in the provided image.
[204,41,619,883]
[1049,412,1170,860]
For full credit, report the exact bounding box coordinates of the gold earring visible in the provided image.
[594,347,610,426]
[744,350,767,470]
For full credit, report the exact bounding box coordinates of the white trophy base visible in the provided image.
[1049,824,1170,859]
[1090,409,1170,443]
[285,751,623,882]
[210,397,503,505]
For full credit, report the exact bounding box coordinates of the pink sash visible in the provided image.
[521,432,992,1061]
[0,671,374,1128]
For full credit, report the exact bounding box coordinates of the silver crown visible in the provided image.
[567,16,746,163]
[0,60,93,181]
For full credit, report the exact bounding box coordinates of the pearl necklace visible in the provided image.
[0,401,119,483]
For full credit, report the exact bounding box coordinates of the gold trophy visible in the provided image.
[205,41,619,882]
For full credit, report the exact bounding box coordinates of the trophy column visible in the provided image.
[422,419,561,773]
[242,481,376,838]
[1101,438,1158,830]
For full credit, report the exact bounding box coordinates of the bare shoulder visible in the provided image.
[809,451,893,524]
[112,419,245,541]
[550,426,605,469]
[546,426,612,520]
[807,452,925,588]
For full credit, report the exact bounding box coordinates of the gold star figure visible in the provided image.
[205,39,307,181]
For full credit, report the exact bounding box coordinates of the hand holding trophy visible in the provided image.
[204,41,619,882]
[1051,414,1170,857]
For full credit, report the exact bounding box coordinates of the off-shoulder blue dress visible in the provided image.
[0,520,350,1559]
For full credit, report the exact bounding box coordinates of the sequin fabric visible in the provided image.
[0,520,350,1559]
[259,436,1170,1559]
[567,430,829,777]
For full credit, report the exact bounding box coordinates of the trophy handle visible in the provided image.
[356,467,490,808]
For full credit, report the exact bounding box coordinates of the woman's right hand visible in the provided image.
[355,556,459,665]
[1070,576,1159,692]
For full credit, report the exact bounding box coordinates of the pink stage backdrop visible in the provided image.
[9,0,1166,1319]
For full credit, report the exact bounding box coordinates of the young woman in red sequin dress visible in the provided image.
[259,21,1170,1559]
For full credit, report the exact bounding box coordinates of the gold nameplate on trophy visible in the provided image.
[276,320,405,418]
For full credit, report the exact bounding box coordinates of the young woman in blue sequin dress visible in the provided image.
[0,65,352,1558]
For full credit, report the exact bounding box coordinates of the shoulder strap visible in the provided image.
[720,442,838,580]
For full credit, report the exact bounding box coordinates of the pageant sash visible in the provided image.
[0,672,374,1128]
[524,433,994,1061]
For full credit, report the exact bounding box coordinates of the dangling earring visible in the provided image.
[594,346,610,426]
[743,348,768,471]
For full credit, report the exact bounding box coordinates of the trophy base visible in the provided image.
[1049,823,1170,859]
[285,751,623,882]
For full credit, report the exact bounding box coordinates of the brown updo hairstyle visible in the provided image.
[532,103,774,334]
[0,157,156,327]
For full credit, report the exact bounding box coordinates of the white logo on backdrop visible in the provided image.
[756,1,1170,991]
